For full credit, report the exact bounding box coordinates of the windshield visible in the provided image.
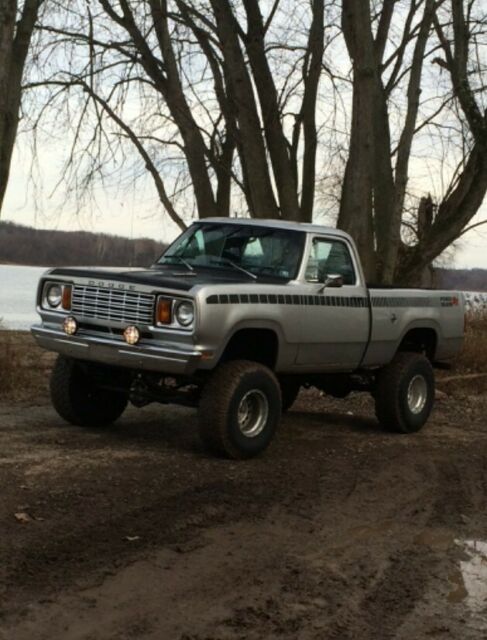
[158,223,305,280]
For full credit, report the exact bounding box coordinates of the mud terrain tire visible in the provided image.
[198,360,282,459]
[50,356,128,427]
[375,352,435,433]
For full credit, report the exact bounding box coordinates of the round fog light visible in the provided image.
[63,316,78,336]
[124,325,140,345]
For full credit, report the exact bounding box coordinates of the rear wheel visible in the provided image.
[374,352,435,433]
[198,360,282,459]
[50,356,128,427]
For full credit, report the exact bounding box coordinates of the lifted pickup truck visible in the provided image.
[32,219,464,458]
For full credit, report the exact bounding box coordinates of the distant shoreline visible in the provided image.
[0,262,48,268]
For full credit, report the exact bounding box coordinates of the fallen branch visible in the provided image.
[439,372,487,383]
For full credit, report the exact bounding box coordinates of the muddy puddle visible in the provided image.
[449,539,487,630]
[414,529,487,629]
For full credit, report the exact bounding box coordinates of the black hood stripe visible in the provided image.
[47,266,290,292]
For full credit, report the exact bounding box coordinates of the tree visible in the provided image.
[337,0,487,284]
[400,0,487,284]
[20,1,487,285]
[27,0,327,230]
[0,0,44,215]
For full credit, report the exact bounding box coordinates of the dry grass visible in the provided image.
[0,332,27,398]
[0,331,54,401]
[437,312,487,395]
[458,312,487,374]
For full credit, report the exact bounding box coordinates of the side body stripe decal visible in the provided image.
[206,293,369,307]
[206,293,459,308]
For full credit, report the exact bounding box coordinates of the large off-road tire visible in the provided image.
[198,360,282,459]
[279,377,301,412]
[50,355,128,427]
[374,352,435,434]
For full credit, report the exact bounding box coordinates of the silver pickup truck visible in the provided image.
[32,218,464,458]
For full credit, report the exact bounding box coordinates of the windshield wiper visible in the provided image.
[210,257,257,280]
[162,254,195,272]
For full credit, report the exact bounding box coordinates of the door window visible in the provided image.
[305,238,356,285]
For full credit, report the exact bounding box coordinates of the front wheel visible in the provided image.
[198,360,282,459]
[374,352,435,433]
[50,356,128,427]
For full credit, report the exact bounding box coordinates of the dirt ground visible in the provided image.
[1,377,487,640]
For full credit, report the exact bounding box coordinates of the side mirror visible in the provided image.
[318,273,344,293]
[324,274,344,288]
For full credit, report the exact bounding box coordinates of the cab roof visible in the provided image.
[197,217,351,240]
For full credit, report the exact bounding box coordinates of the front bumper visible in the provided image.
[31,325,202,375]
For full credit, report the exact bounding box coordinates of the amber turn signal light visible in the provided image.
[62,285,72,311]
[156,298,172,325]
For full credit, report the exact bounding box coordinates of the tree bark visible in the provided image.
[0,0,43,215]
[300,0,325,223]
[380,0,435,283]
[242,0,300,220]
[175,1,236,217]
[210,0,279,219]
[337,0,379,281]
[144,0,220,218]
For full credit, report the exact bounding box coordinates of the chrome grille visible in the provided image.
[72,285,155,326]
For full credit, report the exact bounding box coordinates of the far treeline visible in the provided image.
[436,269,487,293]
[0,221,167,267]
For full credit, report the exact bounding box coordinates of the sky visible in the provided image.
[3,135,487,271]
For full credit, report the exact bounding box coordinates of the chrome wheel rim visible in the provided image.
[237,389,269,438]
[407,375,428,414]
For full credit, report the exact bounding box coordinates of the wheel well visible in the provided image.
[220,328,279,369]
[398,328,437,360]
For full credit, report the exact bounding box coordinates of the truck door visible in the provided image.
[296,235,370,370]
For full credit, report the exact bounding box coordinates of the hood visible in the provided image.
[46,265,288,292]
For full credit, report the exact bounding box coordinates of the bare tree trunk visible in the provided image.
[337,0,378,281]
[242,0,300,220]
[143,0,220,218]
[175,0,237,217]
[210,0,279,219]
[381,0,435,283]
[300,0,324,223]
[215,136,234,217]
[370,80,395,283]
[0,0,42,215]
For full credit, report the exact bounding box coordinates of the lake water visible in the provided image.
[0,265,48,330]
[0,264,486,331]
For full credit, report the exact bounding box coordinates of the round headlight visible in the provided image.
[175,301,194,327]
[46,284,62,308]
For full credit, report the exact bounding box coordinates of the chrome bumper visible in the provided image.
[31,325,202,375]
